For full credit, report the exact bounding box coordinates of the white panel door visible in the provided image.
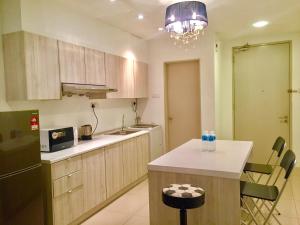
[234,42,290,163]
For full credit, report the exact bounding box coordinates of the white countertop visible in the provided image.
[148,139,253,179]
[41,130,149,164]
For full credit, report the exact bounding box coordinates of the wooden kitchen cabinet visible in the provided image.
[122,138,138,186]
[58,41,86,84]
[137,134,150,177]
[106,53,135,98]
[105,143,124,198]
[82,148,107,212]
[105,53,121,98]
[53,186,84,225]
[134,61,148,98]
[3,31,61,100]
[85,48,106,85]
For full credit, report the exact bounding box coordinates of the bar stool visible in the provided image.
[162,184,205,225]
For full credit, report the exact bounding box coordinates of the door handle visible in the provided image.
[278,116,288,119]
[280,119,288,124]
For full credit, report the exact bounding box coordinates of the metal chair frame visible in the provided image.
[241,150,296,225]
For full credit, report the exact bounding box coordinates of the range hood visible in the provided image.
[62,83,117,99]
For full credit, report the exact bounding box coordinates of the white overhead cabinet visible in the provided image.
[58,41,86,84]
[3,31,61,100]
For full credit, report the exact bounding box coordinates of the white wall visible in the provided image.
[0,0,149,132]
[217,32,300,164]
[143,31,216,150]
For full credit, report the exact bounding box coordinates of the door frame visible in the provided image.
[164,59,201,151]
[232,41,293,149]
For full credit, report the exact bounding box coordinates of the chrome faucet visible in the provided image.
[121,114,125,131]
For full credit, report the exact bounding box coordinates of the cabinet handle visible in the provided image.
[68,174,73,178]
[68,189,73,193]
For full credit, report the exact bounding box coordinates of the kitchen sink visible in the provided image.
[106,130,139,135]
[130,124,157,128]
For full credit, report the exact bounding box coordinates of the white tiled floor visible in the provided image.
[82,168,300,225]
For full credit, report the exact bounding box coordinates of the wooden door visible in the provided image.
[82,148,106,212]
[105,143,124,198]
[122,138,138,186]
[166,60,201,151]
[134,61,148,98]
[85,48,106,85]
[137,134,150,177]
[58,41,86,84]
[234,42,290,163]
[24,32,61,99]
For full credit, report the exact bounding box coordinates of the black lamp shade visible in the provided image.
[165,1,208,27]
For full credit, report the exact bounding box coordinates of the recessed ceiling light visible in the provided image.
[110,0,116,2]
[252,20,269,28]
[138,14,144,20]
[158,27,164,31]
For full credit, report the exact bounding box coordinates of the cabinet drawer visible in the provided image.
[53,170,83,198]
[51,155,82,180]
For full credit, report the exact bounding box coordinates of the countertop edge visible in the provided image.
[41,130,149,164]
[147,165,241,180]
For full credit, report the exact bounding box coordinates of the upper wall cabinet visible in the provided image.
[85,48,106,85]
[58,41,86,84]
[105,54,135,98]
[3,31,61,100]
[105,53,121,98]
[134,61,148,98]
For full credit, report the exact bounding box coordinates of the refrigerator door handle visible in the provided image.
[0,163,42,180]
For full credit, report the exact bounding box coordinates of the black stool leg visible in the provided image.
[180,209,187,225]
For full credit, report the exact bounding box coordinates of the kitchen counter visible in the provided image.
[148,139,253,179]
[41,130,149,164]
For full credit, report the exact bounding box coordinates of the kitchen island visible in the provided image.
[148,139,253,225]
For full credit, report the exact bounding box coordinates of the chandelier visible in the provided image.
[165,1,208,45]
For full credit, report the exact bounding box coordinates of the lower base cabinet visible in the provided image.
[82,149,107,212]
[43,133,150,225]
[53,186,84,225]
[105,143,124,198]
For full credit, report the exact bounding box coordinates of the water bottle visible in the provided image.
[208,131,216,151]
[201,130,209,150]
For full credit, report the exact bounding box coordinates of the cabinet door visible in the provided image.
[85,48,106,85]
[58,41,86,84]
[53,186,84,225]
[82,148,106,212]
[24,33,61,99]
[3,31,60,100]
[122,138,138,186]
[137,134,150,177]
[134,61,148,98]
[105,53,121,98]
[105,143,124,198]
[120,57,135,98]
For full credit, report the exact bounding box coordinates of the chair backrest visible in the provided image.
[280,150,296,179]
[272,136,285,157]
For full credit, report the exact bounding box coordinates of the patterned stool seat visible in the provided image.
[162,184,205,209]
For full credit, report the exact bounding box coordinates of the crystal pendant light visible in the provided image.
[165,1,208,46]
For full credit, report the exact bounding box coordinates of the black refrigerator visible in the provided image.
[0,110,44,225]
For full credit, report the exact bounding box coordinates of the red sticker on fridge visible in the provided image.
[30,115,39,131]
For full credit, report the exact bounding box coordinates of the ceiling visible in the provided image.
[57,0,300,40]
